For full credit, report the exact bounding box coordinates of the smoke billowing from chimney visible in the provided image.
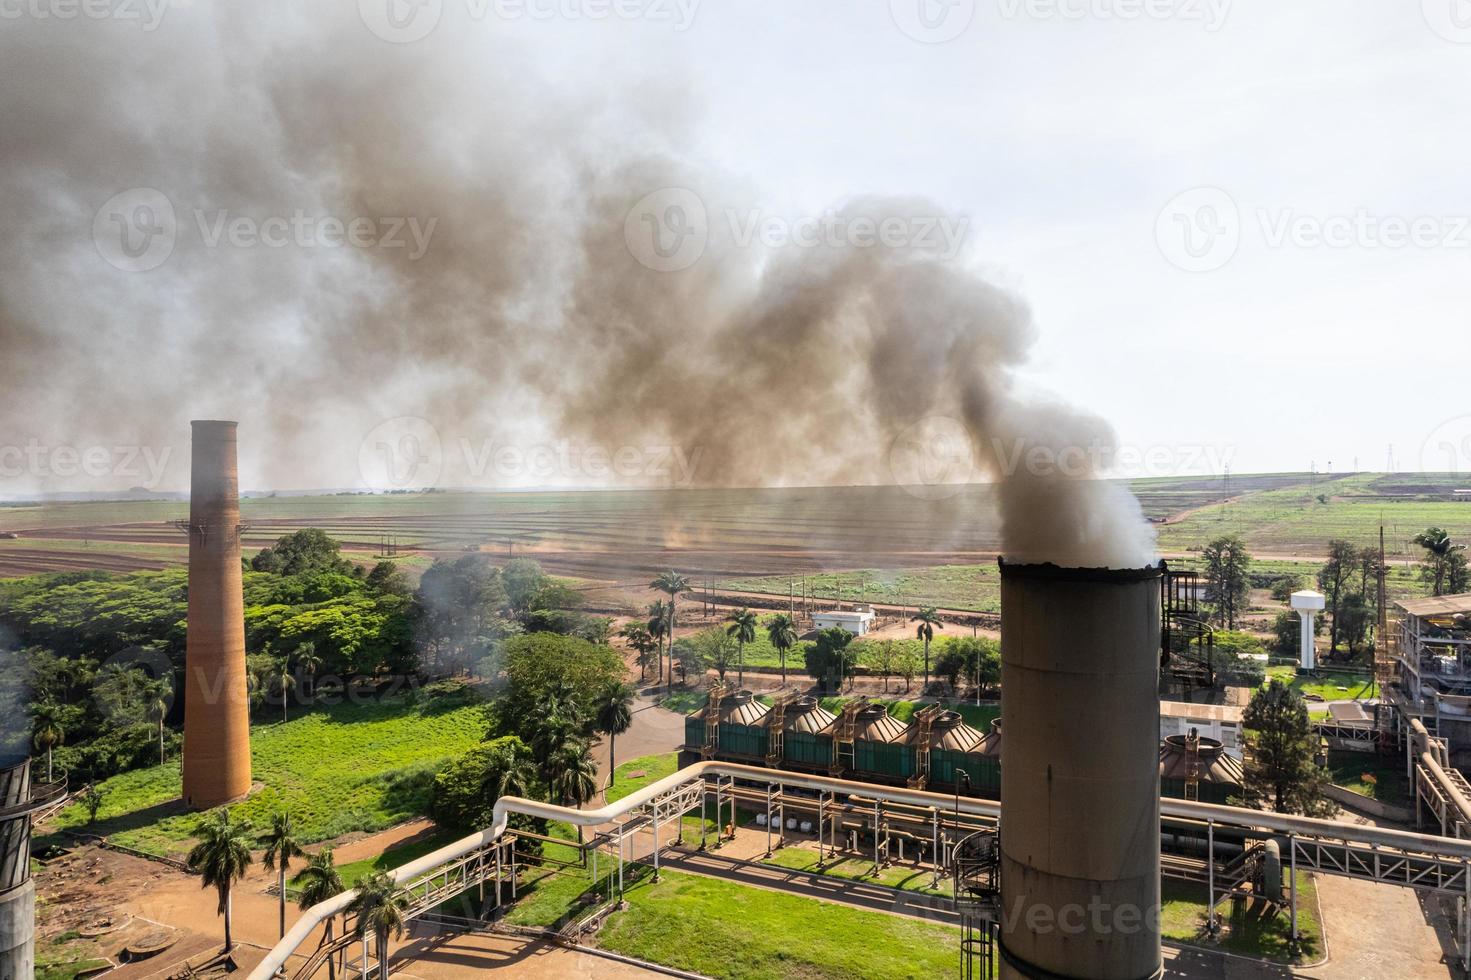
[0,6,1156,568]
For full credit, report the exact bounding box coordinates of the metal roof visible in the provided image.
[719,691,771,727]
[1397,594,1471,618]
[784,697,837,735]
[928,712,987,753]
[855,704,910,744]
[1158,735,1244,786]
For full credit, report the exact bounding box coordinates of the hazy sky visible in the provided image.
[2,0,1469,495]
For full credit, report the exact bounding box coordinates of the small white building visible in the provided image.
[812,608,877,636]
[1159,700,1244,759]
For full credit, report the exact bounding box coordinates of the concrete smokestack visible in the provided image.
[182,420,252,809]
[998,561,1163,980]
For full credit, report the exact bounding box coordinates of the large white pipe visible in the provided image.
[248,759,1471,980]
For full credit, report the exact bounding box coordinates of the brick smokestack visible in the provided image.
[182,420,252,809]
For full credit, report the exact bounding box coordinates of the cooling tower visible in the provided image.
[182,420,252,809]
[998,560,1164,980]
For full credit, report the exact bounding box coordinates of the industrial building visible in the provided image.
[811,607,876,635]
[1391,592,1471,764]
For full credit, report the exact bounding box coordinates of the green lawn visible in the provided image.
[35,931,109,980]
[1264,666,1376,702]
[47,685,487,858]
[1160,874,1321,963]
[1327,751,1411,807]
[764,845,948,896]
[595,867,963,980]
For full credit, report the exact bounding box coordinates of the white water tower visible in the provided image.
[1290,590,1326,670]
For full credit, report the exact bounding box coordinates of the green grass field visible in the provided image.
[764,845,949,896]
[594,867,963,980]
[1160,874,1321,963]
[1327,751,1411,807]
[48,687,487,858]
[719,565,1003,614]
[1264,665,1377,702]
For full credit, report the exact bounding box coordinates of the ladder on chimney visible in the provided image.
[830,698,868,778]
[702,682,728,759]
[1184,728,1202,802]
[766,692,799,767]
[909,704,944,790]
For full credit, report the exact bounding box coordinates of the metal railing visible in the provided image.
[248,761,1471,980]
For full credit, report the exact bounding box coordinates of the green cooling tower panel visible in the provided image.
[930,751,1001,795]
[684,716,705,747]
[783,732,832,767]
[854,740,914,778]
[718,723,768,758]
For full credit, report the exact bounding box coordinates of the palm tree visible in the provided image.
[263,811,307,939]
[185,809,255,953]
[276,653,297,724]
[766,613,799,687]
[594,682,636,789]
[912,607,944,690]
[143,676,171,765]
[347,871,409,980]
[528,695,581,768]
[646,601,671,684]
[480,739,536,804]
[548,742,599,843]
[1414,527,1467,596]
[619,623,658,683]
[725,608,758,688]
[650,571,693,694]
[31,702,64,782]
[297,849,346,980]
[295,642,323,701]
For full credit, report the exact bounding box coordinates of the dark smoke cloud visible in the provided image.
[0,4,1155,567]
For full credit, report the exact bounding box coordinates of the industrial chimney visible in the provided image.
[997,560,1164,980]
[182,420,252,809]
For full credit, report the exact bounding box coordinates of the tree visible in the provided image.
[295,641,323,700]
[1415,528,1469,597]
[911,608,943,689]
[1269,576,1302,603]
[1317,540,1358,655]
[251,529,353,577]
[619,623,658,682]
[686,627,736,683]
[1202,535,1252,629]
[415,555,510,676]
[347,871,409,980]
[646,601,670,683]
[724,608,758,688]
[1241,681,1335,817]
[765,613,799,686]
[493,633,625,740]
[649,571,692,695]
[804,627,857,693]
[81,785,104,825]
[895,648,920,692]
[364,561,411,597]
[143,676,171,765]
[864,640,897,693]
[31,701,64,781]
[548,742,599,843]
[502,557,549,615]
[594,681,635,788]
[430,736,535,832]
[275,652,297,724]
[186,809,255,953]
[262,811,306,938]
[672,637,706,685]
[296,849,346,980]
